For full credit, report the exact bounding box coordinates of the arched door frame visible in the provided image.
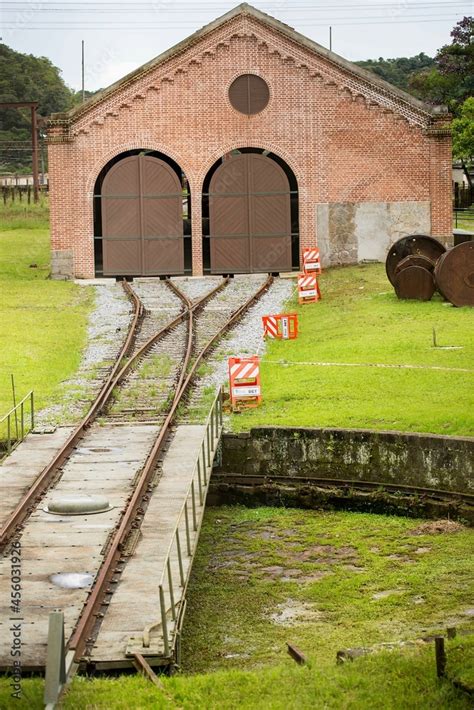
[202,148,299,274]
[93,149,191,277]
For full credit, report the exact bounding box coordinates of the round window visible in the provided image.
[229,74,270,115]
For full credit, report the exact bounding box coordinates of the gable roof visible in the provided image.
[51,3,447,124]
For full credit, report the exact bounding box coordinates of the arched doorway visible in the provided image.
[93,150,191,277]
[202,148,298,274]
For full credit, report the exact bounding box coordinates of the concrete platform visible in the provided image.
[0,423,159,670]
[90,425,208,666]
[0,428,74,529]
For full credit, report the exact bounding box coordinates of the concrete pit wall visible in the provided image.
[216,427,474,493]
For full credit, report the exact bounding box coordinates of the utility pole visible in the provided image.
[82,40,85,102]
[0,102,40,203]
[329,26,333,51]
[31,104,39,202]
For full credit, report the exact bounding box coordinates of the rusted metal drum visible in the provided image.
[434,241,474,307]
[386,235,446,286]
[394,253,436,276]
[394,265,436,301]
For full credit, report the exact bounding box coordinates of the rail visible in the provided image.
[0,279,226,548]
[43,274,272,699]
[148,387,224,657]
[0,391,34,458]
[0,283,144,547]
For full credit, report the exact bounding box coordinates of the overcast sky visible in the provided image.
[1,1,471,92]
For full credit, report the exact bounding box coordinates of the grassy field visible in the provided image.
[181,507,473,674]
[0,640,472,709]
[0,508,472,708]
[0,202,93,435]
[231,264,474,436]
[453,207,474,232]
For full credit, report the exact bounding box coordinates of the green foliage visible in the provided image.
[0,43,73,171]
[452,97,474,163]
[408,17,474,113]
[436,17,474,102]
[447,635,474,690]
[408,67,460,108]
[356,19,473,114]
[356,53,435,92]
[231,265,474,437]
[69,88,101,107]
[0,196,49,230]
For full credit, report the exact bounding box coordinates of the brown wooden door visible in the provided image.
[209,153,292,273]
[102,154,184,276]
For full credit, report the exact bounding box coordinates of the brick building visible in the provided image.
[47,3,452,279]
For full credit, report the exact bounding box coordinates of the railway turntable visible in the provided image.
[0,274,270,686]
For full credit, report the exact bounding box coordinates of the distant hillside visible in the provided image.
[0,44,73,172]
[355,53,435,94]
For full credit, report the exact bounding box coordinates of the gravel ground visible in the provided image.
[34,275,294,429]
[184,276,295,421]
[35,282,132,428]
[170,275,225,302]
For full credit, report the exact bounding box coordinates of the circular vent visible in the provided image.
[229,74,270,115]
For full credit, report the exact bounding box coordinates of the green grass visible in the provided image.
[0,207,93,434]
[0,196,50,231]
[182,507,473,675]
[231,264,474,436]
[454,218,474,231]
[0,634,471,709]
[447,634,474,690]
[0,507,472,708]
[139,354,174,380]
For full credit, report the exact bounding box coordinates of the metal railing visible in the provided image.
[142,387,223,658]
[453,208,474,229]
[0,391,34,458]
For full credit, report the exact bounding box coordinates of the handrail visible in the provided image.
[0,390,34,458]
[142,386,224,656]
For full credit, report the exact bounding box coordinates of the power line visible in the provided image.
[2,0,469,4]
[2,16,466,29]
[2,1,470,8]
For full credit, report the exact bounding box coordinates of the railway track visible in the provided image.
[211,474,474,508]
[68,274,273,664]
[0,277,228,548]
[0,273,273,701]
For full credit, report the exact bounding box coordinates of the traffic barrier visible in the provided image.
[298,273,320,304]
[262,314,298,340]
[302,247,321,275]
[228,356,261,410]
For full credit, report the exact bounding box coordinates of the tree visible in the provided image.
[408,17,473,112]
[356,54,435,93]
[452,97,474,165]
[70,89,101,107]
[436,16,474,106]
[0,43,73,171]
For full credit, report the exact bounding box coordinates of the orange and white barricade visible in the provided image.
[302,247,322,275]
[262,314,298,340]
[298,273,320,304]
[228,356,262,410]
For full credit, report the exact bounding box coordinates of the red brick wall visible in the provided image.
[48,15,452,278]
